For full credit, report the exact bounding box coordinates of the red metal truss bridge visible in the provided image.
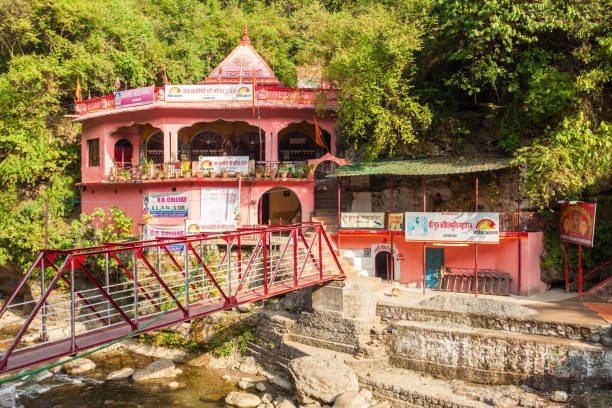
[0,223,344,375]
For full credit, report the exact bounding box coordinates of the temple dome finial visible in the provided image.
[241,23,250,44]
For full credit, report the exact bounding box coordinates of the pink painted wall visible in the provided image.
[80,105,337,183]
[80,178,315,234]
[338,232,546,295]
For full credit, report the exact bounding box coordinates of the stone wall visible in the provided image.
[377,303,608,343]
[387,320,611,391]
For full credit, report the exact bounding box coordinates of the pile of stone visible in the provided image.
[224,355,390,408]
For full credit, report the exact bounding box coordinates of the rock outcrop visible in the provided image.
[288,356,359,404]
[132,359,182,382]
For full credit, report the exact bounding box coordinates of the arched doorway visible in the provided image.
[146,132,164,164]
[258,187,302,225]
[314,161,339,211]
[375,251,392,280]
[114,139,133,168]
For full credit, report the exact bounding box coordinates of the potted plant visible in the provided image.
[183,170,192,179]
[154,169,162,179]
[119,169,131,181]
[279,163,288,179]
[208,170,217,178]
[196,170,204,178]
[142,212,154,225]
[220,167,228,178]
[301,163,314,178]
[234,210,242,226]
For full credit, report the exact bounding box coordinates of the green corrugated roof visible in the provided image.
[331,157,514,177]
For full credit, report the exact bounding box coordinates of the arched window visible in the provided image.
[192,131,224,158]
[146,132,164,164]
[114,139,133,168]
[236,131,264,160]
[278,131,325,162]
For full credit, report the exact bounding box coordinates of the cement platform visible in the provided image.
[372,284,611,325]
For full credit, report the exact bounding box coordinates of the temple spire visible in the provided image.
[241,23,251,44]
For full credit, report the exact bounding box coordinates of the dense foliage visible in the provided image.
[0,0,610,272]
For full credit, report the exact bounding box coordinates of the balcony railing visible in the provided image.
[105,161,315,182]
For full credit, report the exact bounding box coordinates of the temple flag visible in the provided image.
[252,70,257,116]
[75,78,82,102]
[314,115,327,150]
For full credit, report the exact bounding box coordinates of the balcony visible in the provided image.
[104,161,315,183]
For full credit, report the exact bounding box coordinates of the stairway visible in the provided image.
[310,209,338,235]
[583,276,612,303]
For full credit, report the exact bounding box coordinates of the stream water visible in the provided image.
[15,351,239,408]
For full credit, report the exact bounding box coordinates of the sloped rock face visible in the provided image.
[132,359,182,382]
[288,356,359,404]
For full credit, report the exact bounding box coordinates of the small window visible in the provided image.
[88,138,100,167]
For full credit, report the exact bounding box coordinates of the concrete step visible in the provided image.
[377,302,609,343]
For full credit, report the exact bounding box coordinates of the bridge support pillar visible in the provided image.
[309,276,378,319]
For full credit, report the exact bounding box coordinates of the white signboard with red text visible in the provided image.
[197,156,249,175]
[340,212,386,229]
[164,84,253,102]
[143,225,185,251]
[196,188,239,232]
[404,212,500,243]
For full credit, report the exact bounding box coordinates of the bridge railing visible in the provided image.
[0,223,344,374]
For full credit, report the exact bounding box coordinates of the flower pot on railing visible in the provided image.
[209,171,217,178]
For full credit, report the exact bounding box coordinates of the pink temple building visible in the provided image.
[75,26,546,296]
[76,26,345,235]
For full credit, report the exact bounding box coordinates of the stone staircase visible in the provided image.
[310,209,338,235]
[583,276,612,303]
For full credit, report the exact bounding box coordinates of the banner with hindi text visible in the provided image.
[404,212,500,243]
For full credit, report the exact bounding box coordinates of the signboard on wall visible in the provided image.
[199,188,239,232]
[145,192,189,217]
[197,156,249,175]
[340,212,385,229]
[388,213,404,232]
[559,201,597,247]
[165,84,253,102]
[143,225,185,251]
[114,86,154,108]
[404,212,500,243]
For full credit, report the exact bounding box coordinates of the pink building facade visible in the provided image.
[76,27,345,235]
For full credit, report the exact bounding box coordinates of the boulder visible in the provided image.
[369,402,390,408]
[225,392,262,408]
[0,384,16,408]
[63,358,96,375]
[333,392,369,408]
[358,389,373,402]
[255,382,266,392]
[105,367,135,380]
[132,359,182,382]
[239,379,254,390]
[268,375,292,391]
[261,393,273,404]
[550,391,569,403]
[168,381,180,390]
[276,398,296,408]
[288,356,359,404]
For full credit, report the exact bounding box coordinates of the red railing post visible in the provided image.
[263,232,268,296]
[578,244,583,302]
[40,257,47,341]
[318,226,323,280]
[563,241,569,292]
[293,227,298,288]
[70,257,76,353]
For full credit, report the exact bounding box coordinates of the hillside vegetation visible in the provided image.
[0,0,610,272]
